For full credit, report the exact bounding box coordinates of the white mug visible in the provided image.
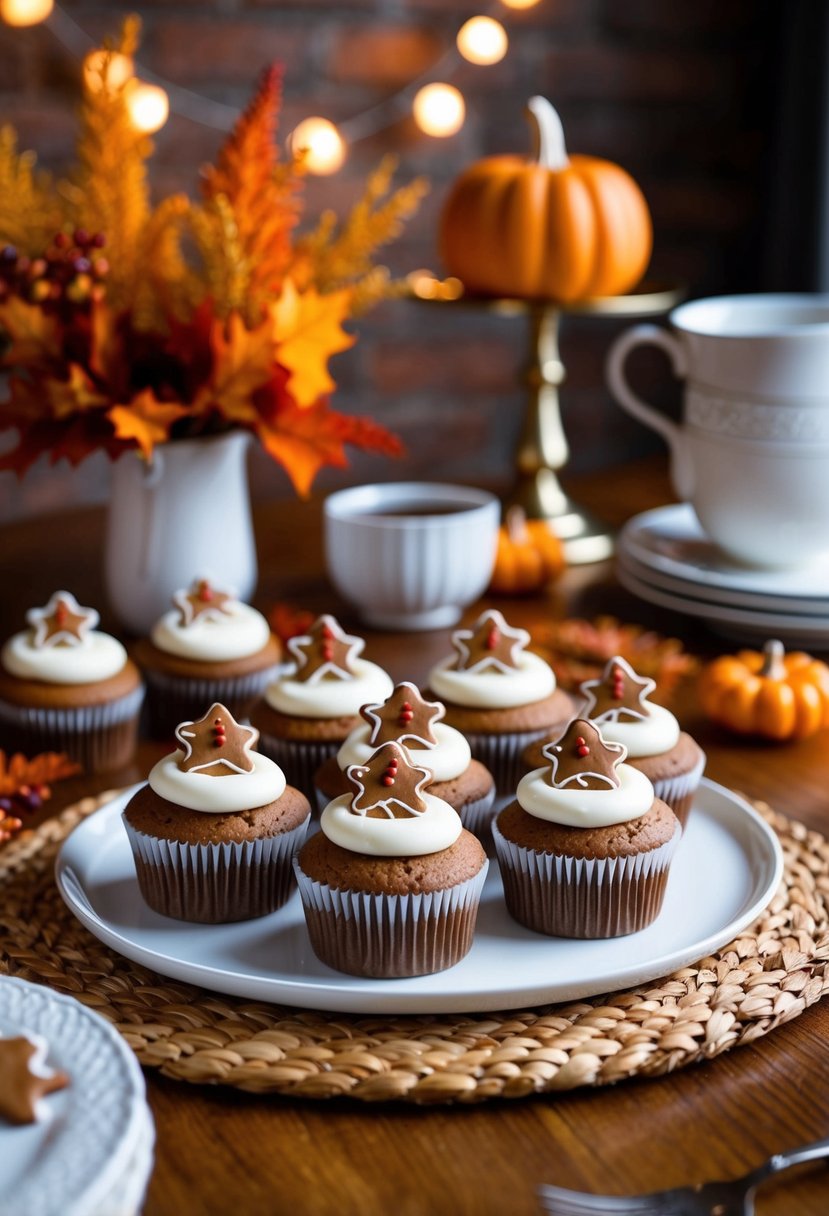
[606,293,829,568]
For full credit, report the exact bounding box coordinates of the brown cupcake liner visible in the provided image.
[648,751,706,831]
[142,664,282,741]
[455,787,497,839]
[257,736,343,804]
[293,859,489,978]
[492,819,680,939]
[0,684,144,774]
[123,811,310,924]
[463,727,553,796]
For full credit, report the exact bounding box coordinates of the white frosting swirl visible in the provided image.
[151,602,272,662]
[149,750,286,813]
[320,792,462,857]
[336,722,471,782]
[593,703,681,759]
[427,651,555,709]
[517,764,654,828]
[1,630,127,685]
[265,660,393,719]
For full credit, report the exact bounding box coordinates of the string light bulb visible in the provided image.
[500,0,542,9]
[413,84,465,138]
[0,0,53,26]
[289,117,346,175]
[457,17,508,66]
[125,82,169,134]
[82,49,133,93]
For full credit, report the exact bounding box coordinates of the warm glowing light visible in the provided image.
[500,0,542,9]
[413,84,465,138]
[457,17,508,65]
[82,50,133,93]
[0,0,53,26]
[290,116,346,175]
[125,82,169,134]
[407,270,464,301]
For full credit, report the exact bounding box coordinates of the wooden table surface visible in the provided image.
[2,456,828,1216]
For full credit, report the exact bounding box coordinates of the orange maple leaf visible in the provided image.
[192,312,275,424]
[271,278,355,408]
[108,390,190,459]
[47,364,110,418]
[0,750,81,796]
[0,296,62,365]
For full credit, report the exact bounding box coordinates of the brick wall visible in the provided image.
[0,0,777,518]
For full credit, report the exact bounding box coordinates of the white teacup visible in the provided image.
[323,482,499,630]
[606,293,829,569]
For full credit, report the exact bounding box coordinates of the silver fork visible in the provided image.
[538,1136,829,1216]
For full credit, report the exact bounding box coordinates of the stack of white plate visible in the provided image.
[0,976,154,1216]
[617,504,829,648]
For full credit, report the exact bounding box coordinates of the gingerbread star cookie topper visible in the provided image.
[173,578,234,627]
[288,614,363,684]
[452,609,530,674]
[347,741,432,819]
[581,655,656,724]
[542,718,626,790]
[0,1036,69,1126]
[175,703,259,776]
[26,591,98,649]
[360,682,444,748]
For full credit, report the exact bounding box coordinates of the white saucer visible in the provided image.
[0,976,154,1216]
[619,504,829,603]
[617,560,829,647]
[56,781,783,1016]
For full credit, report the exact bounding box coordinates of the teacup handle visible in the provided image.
[606,323,694,499]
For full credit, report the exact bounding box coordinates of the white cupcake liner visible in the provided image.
[143,664,282,737]
[463,727,552,796]
[648,750,707,830]
[123,811,310,924]
[492,818,681,939]
[0,684,144,772]
[293,857,489,977]
[257,735,342,802]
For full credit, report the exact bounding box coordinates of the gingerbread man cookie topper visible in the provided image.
[175,703,259,776]
[541,718,626,790]
[346,741,432,819]
[173,578,234,627]
[0,1035,69,1126]
[288,614,363,683]
[360,682,444,748]
[580,655,656,724]
[451,609,530,674]
[26,591,98,649]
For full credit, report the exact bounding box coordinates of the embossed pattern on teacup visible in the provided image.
[687,389,829,443]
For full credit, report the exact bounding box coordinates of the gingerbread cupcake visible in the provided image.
[131,578,282,739]
[314,682,496,837]
[494,718,680,938]
[295,741,488,977]
[122,702,310,923]
[0,591,143,772]
[426,609,573,792]
[249,614,393,800]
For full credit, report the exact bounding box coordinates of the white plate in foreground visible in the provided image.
[56,780,783,1016]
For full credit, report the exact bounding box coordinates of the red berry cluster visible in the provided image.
[0,230,109,313]
[397,700,414,726]
[381,754,399,787]
[212,717,226,749]
[0,783,50,845]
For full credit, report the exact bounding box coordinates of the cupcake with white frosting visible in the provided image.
[0,591,144,772]
[425,609,573,793]
[131,578,282,739]
[314,682,497,837]
[295,740,488,977]
[249,614,393,800]
[122,702,310,923]
[524,656,705,829]
[494,717,680,938]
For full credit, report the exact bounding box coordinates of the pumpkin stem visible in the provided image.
[505,504,529,543]
[526,96,569,171]
[759,638,787,680]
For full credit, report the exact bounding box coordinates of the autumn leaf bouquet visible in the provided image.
[0,20,426,494]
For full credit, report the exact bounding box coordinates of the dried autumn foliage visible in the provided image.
[0,18,427,494]
[0,751,81,797]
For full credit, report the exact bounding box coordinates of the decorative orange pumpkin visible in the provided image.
[698,639,829,741]
[488,506,565,594]
[439,96,652,302]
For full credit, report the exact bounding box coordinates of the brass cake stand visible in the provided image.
[407,274,684,564]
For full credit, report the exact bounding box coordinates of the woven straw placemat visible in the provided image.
[1,791,828,1104]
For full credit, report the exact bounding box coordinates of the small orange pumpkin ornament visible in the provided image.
[439,96,652,302]
[488,505,565,594]
[698,639,829,741]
